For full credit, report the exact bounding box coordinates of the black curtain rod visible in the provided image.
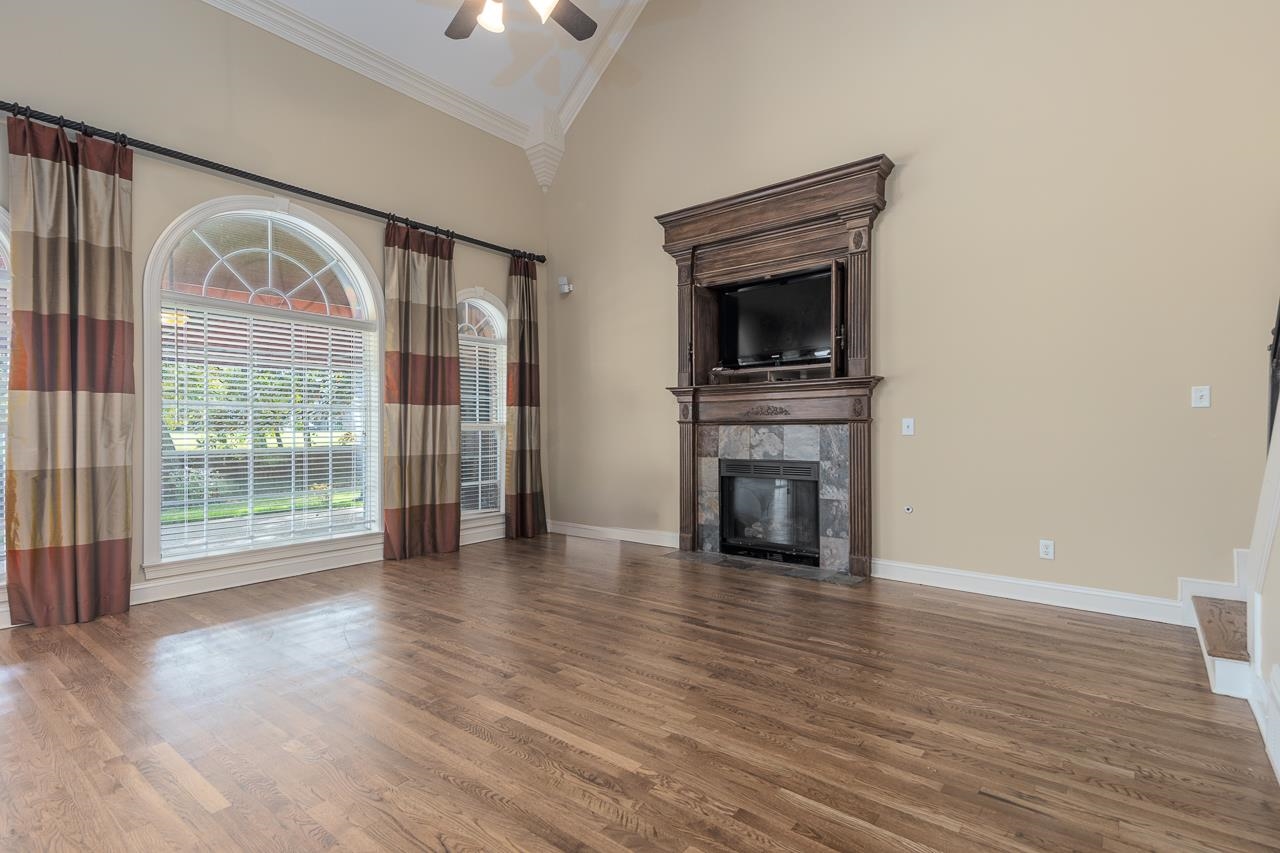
[0,100,546,264]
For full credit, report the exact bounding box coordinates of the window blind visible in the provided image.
[159,303,379,559]
[459,336,504,513]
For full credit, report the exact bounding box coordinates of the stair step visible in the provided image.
[1192,596,1249,662]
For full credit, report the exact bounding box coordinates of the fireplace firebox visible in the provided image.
[720,459,820,566]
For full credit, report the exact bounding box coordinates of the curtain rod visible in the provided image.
[0,100,547,264]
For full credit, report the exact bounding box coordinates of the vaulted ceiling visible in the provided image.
[201,0,649,188]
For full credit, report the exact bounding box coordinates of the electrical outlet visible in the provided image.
[901,417,915,436]
[1039,539,1055,560]
[1191,386,1211,408]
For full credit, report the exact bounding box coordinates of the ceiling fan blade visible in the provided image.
[445,0,484,39]
[550,0,598,40]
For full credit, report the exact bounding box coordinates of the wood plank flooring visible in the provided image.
[1193,596,1250,662]
[0,534,1276,851]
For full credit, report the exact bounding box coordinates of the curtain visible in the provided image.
[383,223,460,558]
[505,255,547,538]
[6,117,134,626]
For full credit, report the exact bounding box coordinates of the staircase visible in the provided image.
[1191,595,1251,698]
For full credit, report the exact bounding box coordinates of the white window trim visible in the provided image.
[457,287,507,539]
[141,196,384,579]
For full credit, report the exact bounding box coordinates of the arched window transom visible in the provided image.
[154,208,380,562]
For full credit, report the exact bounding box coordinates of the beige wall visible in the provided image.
[0,0,549,581]
[544,0,1280,597]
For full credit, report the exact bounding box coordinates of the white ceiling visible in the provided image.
[201,0,649,187]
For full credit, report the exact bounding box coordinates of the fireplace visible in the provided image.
[720,459,820,565]
[660,156,894,578]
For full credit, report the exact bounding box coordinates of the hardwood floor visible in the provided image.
[0,535,1276,851]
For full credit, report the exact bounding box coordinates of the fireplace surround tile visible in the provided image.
[697,425,719,457]
[698,457,719,496]
[749,426,784,460]
[820,498,850,540]
[783,425,821,461]
[820,537,851,572]
[699,523,719,553]
[719,425,751,459]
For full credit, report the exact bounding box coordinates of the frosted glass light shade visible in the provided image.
[477,0,505,33]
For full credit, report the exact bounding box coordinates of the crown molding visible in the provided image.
[199,0,649,187]
[558,0,649,130]
[199,0,530,146]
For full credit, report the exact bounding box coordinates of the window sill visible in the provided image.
[142,531,384,581]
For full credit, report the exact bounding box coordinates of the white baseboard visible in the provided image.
[1247,665,1280,785]
[548,520,680,549]
[133,537,383,606]
[871,558,1186,625]
[461,514,507,546]
[544,523,1185,625]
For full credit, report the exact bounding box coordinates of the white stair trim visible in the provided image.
[1247,665,1280,785]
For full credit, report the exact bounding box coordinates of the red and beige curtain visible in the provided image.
[383,223,460,558]
[6,117,134,626]
[505,256,546,537]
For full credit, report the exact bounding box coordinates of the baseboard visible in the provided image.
[133,538,383,606]
[1247,665,1280,786]
[543,523,1185,624]
[548,520,680,549]
[870,558,1186,625]
[461,514,507,546]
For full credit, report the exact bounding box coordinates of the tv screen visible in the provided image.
[720,271,831,367]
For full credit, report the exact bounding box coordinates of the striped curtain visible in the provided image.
[383,223,460,558]
[6,117,134,626]
[505,256,546,538]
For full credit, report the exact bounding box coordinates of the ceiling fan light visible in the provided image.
[477,0,505,33]
[528,0,559,24]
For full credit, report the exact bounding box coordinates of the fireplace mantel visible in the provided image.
[657,157,893,578]
[669,376,881,426]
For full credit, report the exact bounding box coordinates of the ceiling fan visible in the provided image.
[446,0,599,41]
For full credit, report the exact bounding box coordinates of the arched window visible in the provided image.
[149,202,380,563]
[458,292,506,515]
[0,209,10,578]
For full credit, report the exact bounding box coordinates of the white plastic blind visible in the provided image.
[159,303,379,559]
[459,333,504,513]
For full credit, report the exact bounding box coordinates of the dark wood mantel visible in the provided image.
[657,157,893,577]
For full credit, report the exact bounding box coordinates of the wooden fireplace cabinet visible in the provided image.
[658,155,894,578]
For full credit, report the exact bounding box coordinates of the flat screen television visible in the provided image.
[719,270,832,368]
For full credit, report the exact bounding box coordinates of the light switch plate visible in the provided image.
[1191,386,1211,408]
[901,417,915,436]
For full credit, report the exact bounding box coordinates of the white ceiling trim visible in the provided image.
[201,0,530,146]
[556,0,647,130]
[199,0,649,187]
